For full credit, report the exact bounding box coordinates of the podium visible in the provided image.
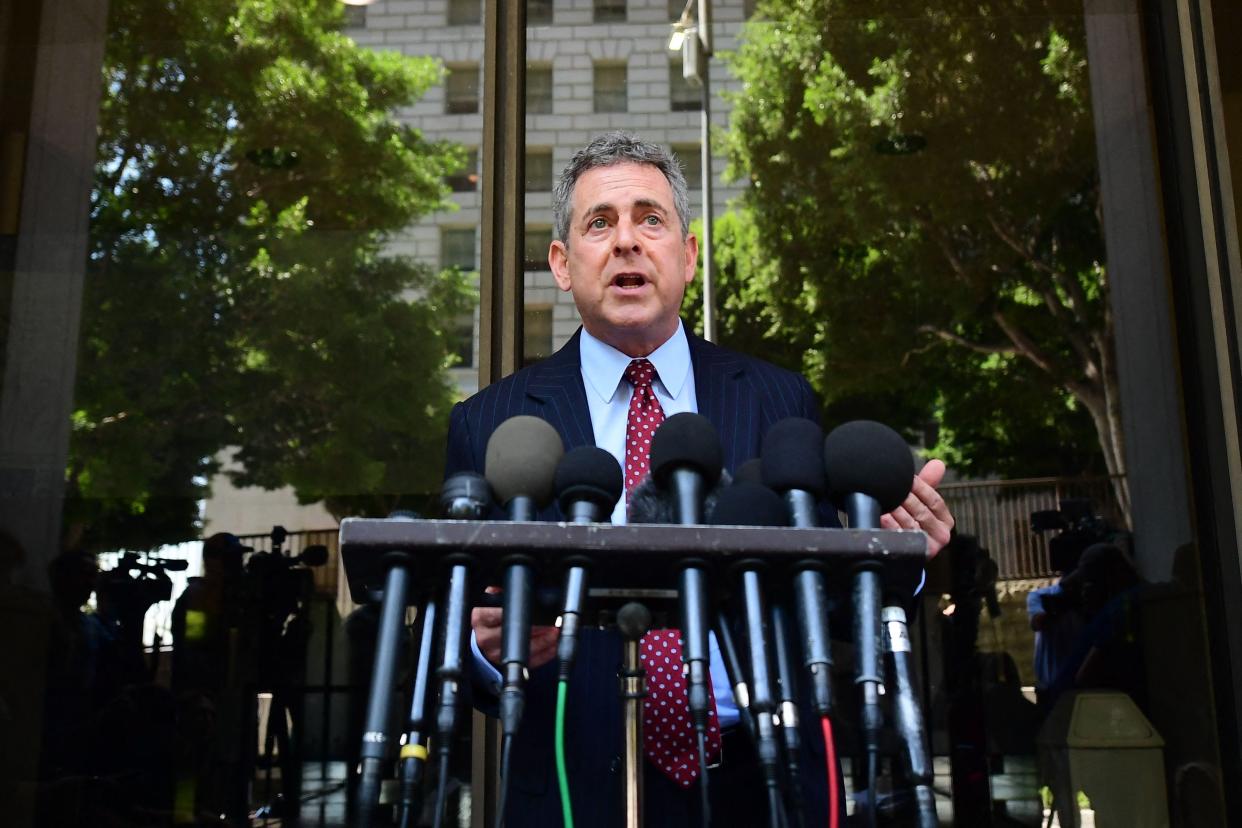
[340,517,927,608]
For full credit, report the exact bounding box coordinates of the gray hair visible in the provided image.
[552,131,692,245]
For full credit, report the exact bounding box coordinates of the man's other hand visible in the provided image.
[471,589,560,671]
[880,458,954,559]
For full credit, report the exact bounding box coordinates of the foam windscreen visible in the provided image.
[484,415,565,507]
[649,412,723,488]
[761,417,828,496]
[822,420,914,514]
[707,480,788,527]
[554,445,623,512]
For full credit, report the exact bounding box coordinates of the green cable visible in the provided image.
[555,679,574,828]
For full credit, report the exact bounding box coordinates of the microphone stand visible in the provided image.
[431,553,473,827]
[355,549,416,828]
[713,610,757,744]
[667,467,716,825]
[497,495,537,826]
[884,605,937,827]
[617,602,652,828]
[397,596,438,828]
[739,563,784,828]
[846,493,885,828]
[771,602,806,828]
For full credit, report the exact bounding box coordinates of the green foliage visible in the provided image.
[713,0,1111,478]
[69,0,471,550]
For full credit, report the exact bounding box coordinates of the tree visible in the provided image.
[68,0,471,551]
[709,0,1128,521]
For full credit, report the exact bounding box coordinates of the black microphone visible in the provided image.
[427,473,491,828]
[707,481,789,828]
[823,420,914,828]
[884,605,937,827]
[356,511,419,828]
[760,418,835,717]
[650,412,722,719]
[650,412,723,820]
[484,416,565,741]
[433,473,491,754]
[552,446,623,679]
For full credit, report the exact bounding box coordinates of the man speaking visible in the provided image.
[444,132,953,826]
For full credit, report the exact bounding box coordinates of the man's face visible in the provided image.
[550,162,698,357]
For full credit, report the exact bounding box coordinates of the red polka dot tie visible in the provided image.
[623,358,664,497]
[623,359,722,787]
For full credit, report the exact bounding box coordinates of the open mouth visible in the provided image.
[612,273,648,290]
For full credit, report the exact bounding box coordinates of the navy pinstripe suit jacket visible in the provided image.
[443,326,831,828]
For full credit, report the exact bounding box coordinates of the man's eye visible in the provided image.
[644,215,661,225]
[589,217,608,229]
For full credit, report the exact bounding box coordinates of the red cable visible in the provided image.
[821,715,839,828]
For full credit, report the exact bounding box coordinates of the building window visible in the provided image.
[445,64,479,115]
[669,59,701,112]
[525,149,554,193]
[523,306,554,367]
[450,312,474,368]
[446,148,479,192]
[529,0,554,25]
[527,64,553,114]
[594,63,627,113]
[594,0,626,23]
[447,0,480,25]
[342,4,366,27]
[672,145,701,190]
[441,227,477,271]
[524,226,553,272]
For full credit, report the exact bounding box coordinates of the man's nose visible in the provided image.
[612,219,641,254]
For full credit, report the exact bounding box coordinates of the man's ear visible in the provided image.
[550,239,572,292]
[683,232,699,284]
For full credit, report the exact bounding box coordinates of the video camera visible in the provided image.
[241,526,328,622]
[1030,497,1114,574]
[97,551,190,611]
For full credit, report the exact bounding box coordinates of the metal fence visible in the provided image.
[939,476,1127,579]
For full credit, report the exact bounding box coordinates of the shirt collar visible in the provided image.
[579,320,692,404]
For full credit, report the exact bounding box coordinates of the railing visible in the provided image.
[939,476,1127,580]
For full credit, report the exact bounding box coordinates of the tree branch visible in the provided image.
[916,324,1015,357]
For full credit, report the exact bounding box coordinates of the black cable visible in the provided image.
[696,727,711,828]
[494,732,515,828]
[431,749,451,828]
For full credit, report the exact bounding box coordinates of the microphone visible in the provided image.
[733,457,764,485]
[356,511,420,828]
[707,481,789,828]
[552,446,623,678]
[650,412,723,819]
[650,412,723,524]
[649,412,722,722]
[823,420,914,828]
[429,473,492,828]
[484,416,565,741]
[884,605,938,827]
[760,418,834,717]
[433,473,491,752]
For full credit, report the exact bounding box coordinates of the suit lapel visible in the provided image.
[525,329,596,451]
[688,332,761,472]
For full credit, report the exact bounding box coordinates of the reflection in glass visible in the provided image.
[446,63,481,114]
[593,62,628,113]
[527,63,554,114]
